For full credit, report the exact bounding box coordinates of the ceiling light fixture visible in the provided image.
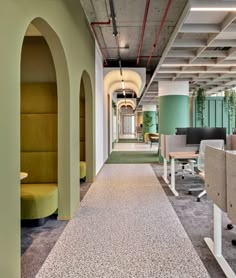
[122,80,125,89]
[191,7,236,11]
[190,1,236,12]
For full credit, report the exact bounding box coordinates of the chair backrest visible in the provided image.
[197,139,224,172]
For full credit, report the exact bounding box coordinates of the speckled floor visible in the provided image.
[21,181,92,278]
[36,164,209,278]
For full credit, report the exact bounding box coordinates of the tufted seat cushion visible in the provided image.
[21,184,58,219]
[80,161,86,179]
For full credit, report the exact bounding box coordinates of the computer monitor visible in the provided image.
[186,127,226,145]
[175,128,187,135]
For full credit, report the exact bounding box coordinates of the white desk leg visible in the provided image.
[167,157,178,196]
[162,158,169,184]
[214,204,222,257]
[204,204,236,278]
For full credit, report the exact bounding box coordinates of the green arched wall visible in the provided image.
[0,1,95,277]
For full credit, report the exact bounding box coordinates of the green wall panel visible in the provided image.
[216,100,223,127]
[209,101,215,127]
[159,95,189,135]
[192,97,236,134]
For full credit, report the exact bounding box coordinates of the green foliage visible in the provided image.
[112,101,117,116]
[194,87,206,127]
[144,113,154,128]
[224,89,236,129]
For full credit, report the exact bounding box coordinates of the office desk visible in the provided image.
[164,152,198,196]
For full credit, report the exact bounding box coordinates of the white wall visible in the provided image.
[95,43,105,174]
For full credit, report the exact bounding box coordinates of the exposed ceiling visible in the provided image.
[81,0,236,110]
[141,0,236,107]
[81,0,187,69]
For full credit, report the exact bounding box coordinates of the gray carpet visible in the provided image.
[152,163,236,278]
[21,181,92,278]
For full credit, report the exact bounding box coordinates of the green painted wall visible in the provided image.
[143,111,157,134]
[159,95,189,135]
[158,95,189,161]
[192,97,235,134]
[0,1,95,277]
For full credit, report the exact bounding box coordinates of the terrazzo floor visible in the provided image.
[36,164,210,278]
[113,142,158,152]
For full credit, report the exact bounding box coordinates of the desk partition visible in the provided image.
[204,147,236,278]
[205,147,227,212]
[226,152,236,225]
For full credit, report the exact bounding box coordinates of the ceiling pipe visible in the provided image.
[147,0,173,67]
[136,0,150,65]
[90,20,111,66]
[109,0,118,36]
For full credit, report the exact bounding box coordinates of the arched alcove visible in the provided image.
[0,2,96,275]
[20,17,71,220]
[80,70,95,182]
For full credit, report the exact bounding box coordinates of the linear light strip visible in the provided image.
[191,7,236,11]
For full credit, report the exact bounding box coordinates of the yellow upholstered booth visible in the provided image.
[144,132,159,143]
[20,83,58,221]
[80,98,86,180]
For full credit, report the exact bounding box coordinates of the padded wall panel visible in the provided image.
[21,152,57,184]
[80,118,85,141]
[21,114,57,151]
[80,98,85,161]
[21,83,57,113]
[80,141,85,161]
[80,100,85,117]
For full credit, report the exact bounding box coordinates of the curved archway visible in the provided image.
[117,99,136,110]
[80,70,95,182]
[104,69,144,154]
[21,17,71,220]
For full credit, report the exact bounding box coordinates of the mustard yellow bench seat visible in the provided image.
[144,132,159,143]
[21,184,58,220]
[80,161,86,180]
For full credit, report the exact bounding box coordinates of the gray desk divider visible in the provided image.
[231,135,236,150]
[165,135,198,159]
[204,148,236,278]
[226,151,236,225]
[160,134,165,159]
[205,146,227,212]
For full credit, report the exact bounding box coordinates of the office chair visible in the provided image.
[192,139,225,201]
[148,133,159,148]
[175,159,194,179]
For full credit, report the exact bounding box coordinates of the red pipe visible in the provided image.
[139,55,161,58]
[136,0,150,65]
[147,0,172,67]
[90,20,111,66]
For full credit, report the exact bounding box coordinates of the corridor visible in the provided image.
[36,164,209,278]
